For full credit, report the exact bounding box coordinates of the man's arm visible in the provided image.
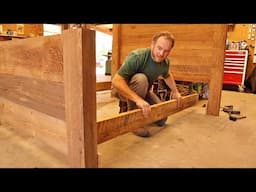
[112,73,151,117]
[163,72,182,107]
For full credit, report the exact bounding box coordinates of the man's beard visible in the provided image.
[151,51,164,62]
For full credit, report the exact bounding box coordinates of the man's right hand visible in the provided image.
[136,99,151,118]
[112,74,151,118]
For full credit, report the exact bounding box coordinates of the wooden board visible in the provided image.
[96,81,111,91]
[97,93,198,144]
[0,97,67,155]
[115,24,226,73]
[0,35,63,82]
[0,73,65,120]
[0,72,111,121]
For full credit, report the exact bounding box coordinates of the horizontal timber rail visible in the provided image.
[97,93,198,144]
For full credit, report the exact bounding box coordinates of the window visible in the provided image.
[96,31,112,74]
[43,24,61,36]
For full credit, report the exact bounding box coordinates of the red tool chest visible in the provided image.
[223,50,248,90]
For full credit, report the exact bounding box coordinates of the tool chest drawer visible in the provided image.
[223,50,248,87]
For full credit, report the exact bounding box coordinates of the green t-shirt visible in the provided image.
[118,48,170,86]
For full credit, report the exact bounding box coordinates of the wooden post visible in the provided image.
[111,24,121,79]
[63,27,97,168]
[207,25,227,116]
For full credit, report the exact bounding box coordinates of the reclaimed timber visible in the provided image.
[0,79,109,122]
[0,35,63,82]
[63,28,97,168]
[0,73,108,120]
[96,81,111,91]
[0,73,65,120]
[97,93,198,144]
[206,25,227,115]
[111,24,227,116]
[96,74,111,91]
[0,97,67,154]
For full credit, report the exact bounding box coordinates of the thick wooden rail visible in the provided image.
[97,93,198,144]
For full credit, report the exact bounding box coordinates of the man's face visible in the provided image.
[151,36,172,63]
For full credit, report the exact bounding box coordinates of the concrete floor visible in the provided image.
[0,90,256,168]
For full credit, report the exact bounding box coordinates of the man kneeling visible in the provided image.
[112,31,181,137]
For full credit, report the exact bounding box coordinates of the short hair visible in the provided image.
[152,31,175,48]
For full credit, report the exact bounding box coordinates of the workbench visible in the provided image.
[0,34,26,41]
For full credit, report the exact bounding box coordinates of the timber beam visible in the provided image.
[96,81,111,91]
[97,93,198,144]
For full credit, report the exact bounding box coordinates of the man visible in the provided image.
[112,31,181,137]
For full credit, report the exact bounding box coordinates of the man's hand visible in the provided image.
[172,92,182,108]
[112,74,151,117]
[163,73,182,108]
[136,99,151,118]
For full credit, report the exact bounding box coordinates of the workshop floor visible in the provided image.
[0,90,256,168]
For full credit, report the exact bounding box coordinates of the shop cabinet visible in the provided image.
[223,50,248,91]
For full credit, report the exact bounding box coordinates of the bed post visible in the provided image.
[63,27,98,168]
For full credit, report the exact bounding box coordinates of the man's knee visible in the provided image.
[131,73,148,84]
[129,73,149,98]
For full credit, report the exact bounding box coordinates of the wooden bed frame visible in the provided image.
[0,24,227,167]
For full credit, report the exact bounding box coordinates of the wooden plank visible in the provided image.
[120,40,214,50]
[120,24,219,42]
[0,35,63,82]
[97,93,198,144]
[171,64,211,74]
[96,81,111,91]
[172,72,210,83]
[0,97,67,155]
[0,73,65,120]
[63,28,97,168]
[0,73,111,119]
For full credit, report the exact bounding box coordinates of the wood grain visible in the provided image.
[63,28,97,168]
[0,35,63,82]
[96,81,111,91]
[0,73,65,120]
[207,25,227,115]
[97,93,198,144]
[0,97,67,155]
